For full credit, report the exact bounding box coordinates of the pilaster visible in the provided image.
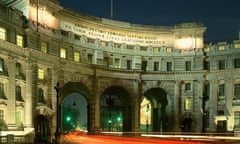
[7,57,16,129]
[173,80,181,131]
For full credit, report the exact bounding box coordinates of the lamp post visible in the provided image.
[54,82,60,144]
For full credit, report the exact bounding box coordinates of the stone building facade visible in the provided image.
[0,0,240,143]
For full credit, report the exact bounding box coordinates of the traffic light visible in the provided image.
[66,116,71,122]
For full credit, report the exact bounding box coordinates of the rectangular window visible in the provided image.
[16,35,23,48]
[218,84,225,100]
[41,42,48,53]
[103,57,109,66]
[0,27,6,40]
[16,86,22,101]
[38,69,44,80]
[153,47,159,53]
[74,51,80,62]
[87,54,92,64]
[127,60,132,70]
[0,109,4,120]
[218,60,225,70]
[166,62,172,71]
[218,45,225,51]
[60,48,67,58]
[114,58,120,68]
[204,82,210,101]
[234,43,240,49]
[234,112,240,128]
[16,111,22,127]
[0,83,4,98]
[141,61,147,71]
[185,83,191,91]
[218,110,224,115]
[0,58,4,72]
[153,61,159,71]
[234,83,240,100]
[203,60,210,70]
[184,98,192,110]
[185,61,191,71]
[166,47,172,52]
[234,59,240,68]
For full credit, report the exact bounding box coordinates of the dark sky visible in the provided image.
[59,0,240,42]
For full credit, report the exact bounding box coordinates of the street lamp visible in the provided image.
[54,82,60,144]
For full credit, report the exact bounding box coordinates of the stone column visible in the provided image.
[25,61,34,128]
[209,80,217,132]
[173,80,181,131]
[131,96,140,133]
[7,57,16,129]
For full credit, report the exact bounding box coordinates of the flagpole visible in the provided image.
[110,0,113,19]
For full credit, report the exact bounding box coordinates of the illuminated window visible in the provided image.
[234,59,240,68]
[0,109,4,120]
[166,47,172,52]
[234,84,240,100]
[41,42,48,53]
[38,69,44,80]
[60,48,67,58]
[16,110,22,127]
[184,98,192,110]
[204,46,210,52]
[127,60,132,70]
[234,112,240,128]
[153,47,159,53]
[16,35,23,48]
[74,51,80,62]
[166,62,172,71]
[185,83,191,91]
[114,58,120,68]
[218,45,225,51]
[218,84,225,100]
[234,43,240,48]
[185,61,191,71]
[0,27,6,40]
[153,61,159,71]
[0,58,4,72]
[218,60,225,70]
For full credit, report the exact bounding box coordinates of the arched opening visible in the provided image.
[34,115,50,143]
[60,82,89,133]
[100,86,131,132]
[181,118,193,132]
[142,88,168,132]
[62,93,88,133]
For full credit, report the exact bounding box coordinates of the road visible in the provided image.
[61,133,212,144]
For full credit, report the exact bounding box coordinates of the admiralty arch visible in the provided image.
[0,0,240,143]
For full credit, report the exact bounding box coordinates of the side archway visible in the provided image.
[143,88,168,132]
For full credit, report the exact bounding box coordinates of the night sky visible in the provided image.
[59,0,240,43]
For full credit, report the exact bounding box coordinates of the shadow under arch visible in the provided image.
[100,86,132,132]
[34,115,50,143]
[143,88,168,132]
[60,82,90,101]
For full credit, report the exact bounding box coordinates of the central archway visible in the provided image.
[142,88,168,132]
[100,86,131,132]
